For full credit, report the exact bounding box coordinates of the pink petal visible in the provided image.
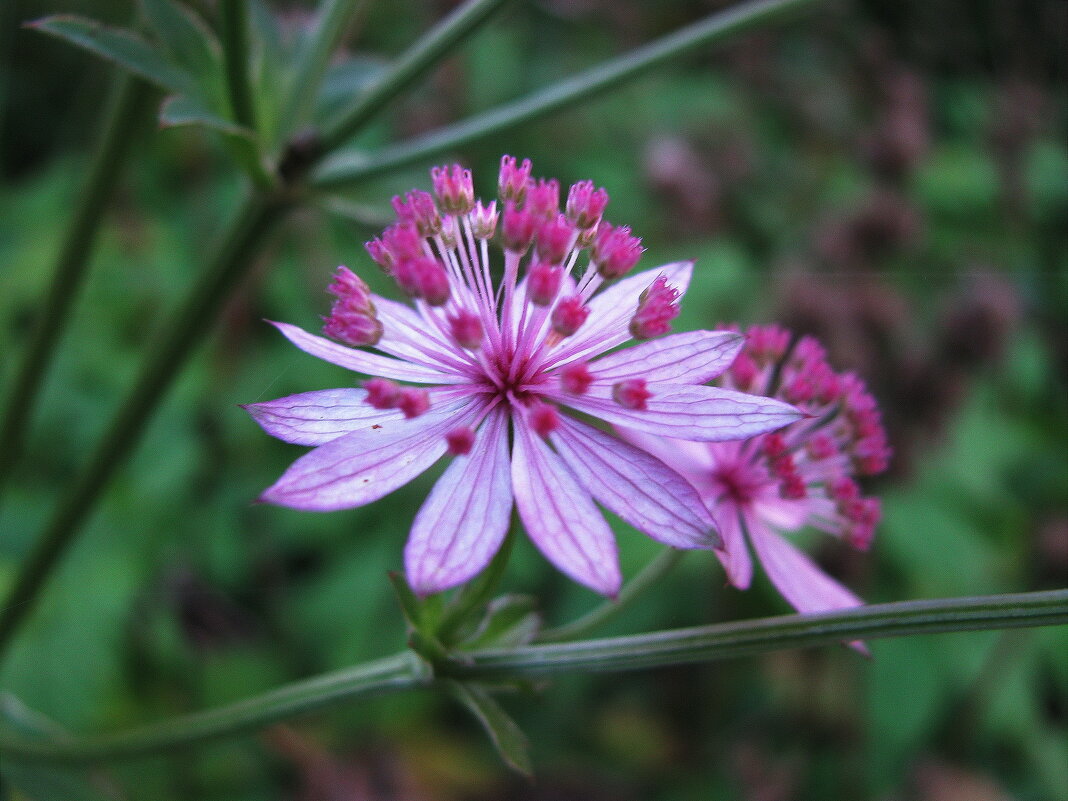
[556,384,803,442]
[510,421,621,596]
[546,262,694,366]
[745,512,863,614]
[612,426,715,487]
[405,408,513,595]
[243,388,403,446]
[588,330,744,385]
[271,321,463,384]
[371,294,474,375]
[550,416,719,550]
[259,399,480,511]
[711,504,753,590]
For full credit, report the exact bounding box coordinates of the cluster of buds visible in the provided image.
[322,267,382,347]
[714,325,891,550]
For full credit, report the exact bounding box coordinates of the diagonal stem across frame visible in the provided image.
[2,590,1065,765]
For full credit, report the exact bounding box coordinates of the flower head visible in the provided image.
[619,325,890,615]
[244,160,802,597]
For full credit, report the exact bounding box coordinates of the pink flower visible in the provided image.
[619,325,890,615]
[244,159,802,597]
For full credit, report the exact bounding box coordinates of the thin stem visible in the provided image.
[313,0,821,188]
[0,193,290,660]
[220,0,256,130]
[0,76,151,500]
[0,653,425,763]
[462,590,1068,678]
[1,591,1064,765]
[538,549,685,643]
[316,0,511,154]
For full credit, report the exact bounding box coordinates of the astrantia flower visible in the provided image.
[619,325,891,614]
[244,158,802,597]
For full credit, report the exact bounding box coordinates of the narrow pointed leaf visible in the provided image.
[459,595,541,651]
[159,94,255,139]
[446,681,533,776]
[139,0,221,77]
[28,15,191,93]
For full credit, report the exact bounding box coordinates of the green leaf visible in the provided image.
[437,529,515,644]
[26,15,191,93]
[459,595,542,651]
[315,57,389,119]
[139,0,221,79]
[158,94,255,139]
[446,681,533,776]
[0,694,119,800]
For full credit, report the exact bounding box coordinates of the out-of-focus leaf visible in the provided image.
[27,16,191,94]
[315,57,389,120]
[446,680,533,776]
[139,0,221,79]
[0,694,119,801]
[159,94,255,139]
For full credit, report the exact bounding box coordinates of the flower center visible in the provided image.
[710,462,763,506]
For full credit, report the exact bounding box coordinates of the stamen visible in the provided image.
[551,295,590,337]
[529,401,560,437]
[566,180,609,230]
[535,214,574,264]
[365,378,401,409]
[526,178,560,218]
[612,379,651,410]
[629,275,680,340]
[431,164,474,214]
[447,309,484,349]
[398,388,430,419]
[445,426,475,455]
[592,222,644,279]
[560,362,593,395]
[502,202,536,254]
[527,262,563,306]
[498,155,533,204]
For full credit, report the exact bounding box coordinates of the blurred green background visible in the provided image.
[1,0,1066,799]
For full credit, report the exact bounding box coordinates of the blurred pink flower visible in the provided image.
[620,325,890,614]
[245,159,801,597]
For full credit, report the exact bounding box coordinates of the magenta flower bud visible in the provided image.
[431,164,474,214]
[364,378,401,409]
[629,274,680,339]
[382,224,424,262]
[526,178,560,218]
[593,223,644,279]
[529,401,560,437]
[471,200,499,240]
[365,238,394,273]
[502,202,536,253]
[566,180,609,229]
[392,190,441,237]
[527,262,563,306]
[398,387,431,419]
[447,309,484,349]
[445,426,475,455]
[559,362,593,395]
[498,155,532,204]
[535,214,574,264]
[551,295,590,337]
[612,379,651,410]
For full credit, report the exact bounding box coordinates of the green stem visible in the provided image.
[0,76,150,500]
[538,549,685,643]
[220,0,256,130]
[316,0,511,154]
[313,0,820,188]
[0,653,424,763]
[2,591,1064,765]
[465,590,1068,678]
[0,193,290,660]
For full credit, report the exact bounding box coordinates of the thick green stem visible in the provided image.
[2,591,1064,765]
[220,0,256,130]
[316,0,511,154]
[0,76,150,499]
[0,193,289,660]
[538,549,685,643]
[313,0,820,188]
